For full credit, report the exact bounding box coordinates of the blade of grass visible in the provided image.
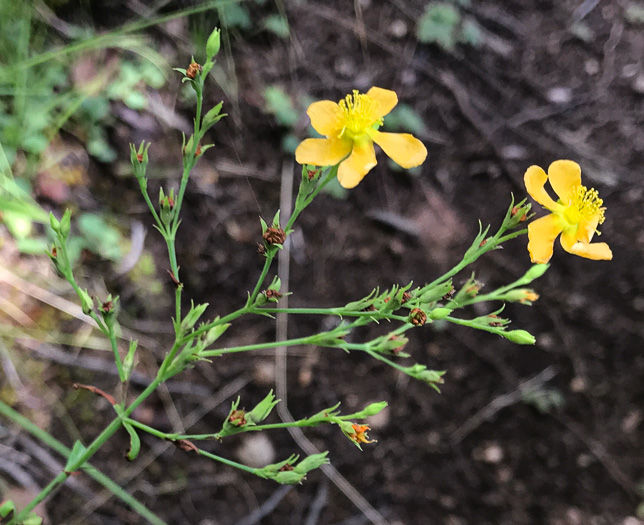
[0,400,167,525]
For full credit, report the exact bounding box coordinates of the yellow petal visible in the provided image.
[527,214,563,264]
[577,213,600,244]
[295,137,352,167]
[337,141,377,188]
[370,130,427,169]
[366,87,398,119]
[548,160,581,202]
[306,100,344,136]
[524,165,561,211]
[560,230,613,260]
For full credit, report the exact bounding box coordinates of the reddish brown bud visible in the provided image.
[51,247,58,258]
[194,143,202,157]
[409,308,427,326]
[186,62,202,79]
[480,239,487,247]
[229,409,247,427]
[511,206,527,222]
[263,227,286,245]
[362,305,377,312]
[136,153,144,162]
[488,314,504,327]
[265,289,282,301]
[100,301,114,314]
[257,243,267,256]
[389,335,406,355]
[307,168,320,181]
[279,463,295,472]
[401,292,411,304]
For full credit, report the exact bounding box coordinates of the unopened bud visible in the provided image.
[50,212,61,234]
[206,28,221,59]
[503,329,536,345]
[429,307,452,320]
[498,288,539,304]
[353,401,388,418]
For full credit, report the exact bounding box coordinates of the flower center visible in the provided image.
[338,90,381,139]
[562,185,606,227]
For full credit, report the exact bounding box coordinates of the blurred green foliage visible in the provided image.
[0,0,167,260]
[416,0,482,51]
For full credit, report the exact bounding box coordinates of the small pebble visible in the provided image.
[235,433,276,468]
[547,86,573,104]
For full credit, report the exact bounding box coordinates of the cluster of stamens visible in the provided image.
[337,90,380,137]
[565,185,606,227]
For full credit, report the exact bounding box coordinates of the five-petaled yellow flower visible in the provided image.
[524,160,612,264]
[295,87,428,188]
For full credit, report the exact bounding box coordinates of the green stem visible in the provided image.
[362,348,413,375]
[123,418,175,440]
[178,307,249,346]
[246,254,275,308]
[117,417,260,476]
[157,339,182,379]
[59,248,108,335]
[165,236,182,323]
[251,307,408,322]
[7,378,163,524]
[196,449,260,476]
[444,315,505,336]
[138,181,164,233]
[424,226,527,291]
[106,321,126,382]
[201,334,333,357]
[246,166,338,308]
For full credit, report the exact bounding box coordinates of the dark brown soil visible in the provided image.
[4,1,644,524]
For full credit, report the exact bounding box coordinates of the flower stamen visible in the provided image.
[563,185,605,229]
[337,90,381,138]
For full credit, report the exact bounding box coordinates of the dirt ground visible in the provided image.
[2,1,644,524]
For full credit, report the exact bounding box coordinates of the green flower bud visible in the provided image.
[520,263,549,284]
[272,470,305,485]
[206,28,221,60]
[49,212,61,234]
[79,289,94,315]
[293,452,330,474]
[203,101,225,129]
[429,307,452,320]
[246,390,280,425]
[203,322,230,346]
[352,401,388,418]
[403,364,446,391]
[503,329,536,345]
[181,301,209,332]
[416,280,454,304]
[496,289,539,304]
[59,209,71,239]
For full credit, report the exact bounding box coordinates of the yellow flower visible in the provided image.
[524,160,612,264]
[295,87,427,188]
